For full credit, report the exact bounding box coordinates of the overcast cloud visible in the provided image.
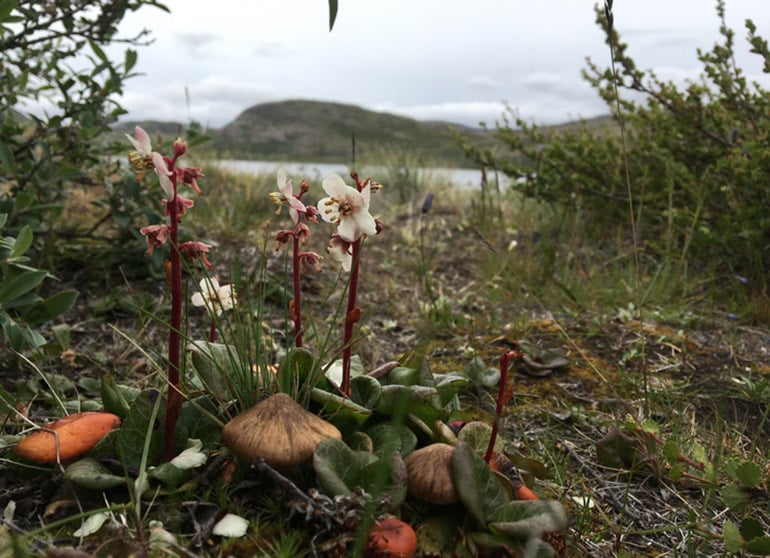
[107,0,770,129]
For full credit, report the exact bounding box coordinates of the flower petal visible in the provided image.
[318,196,340,224]
[321,174,348,197]
[127,126,152,154]
[151,152,174,198]
[338,209,376,242]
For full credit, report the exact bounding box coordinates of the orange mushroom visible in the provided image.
[14,411,121,463]
[366,516,417,558]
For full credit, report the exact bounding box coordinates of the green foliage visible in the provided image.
[0,214,77,349]
[0,0,169,349]
[461,1,770,293]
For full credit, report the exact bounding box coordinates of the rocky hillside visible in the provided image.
[116,99,497,166]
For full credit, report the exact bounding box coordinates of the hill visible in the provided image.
[115,99,498,167]
[114,99,613,167]
[210,99,494,165]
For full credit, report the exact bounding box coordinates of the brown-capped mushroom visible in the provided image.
[13,411,121,463]
[403,443,458,505]
[222,393,341,468]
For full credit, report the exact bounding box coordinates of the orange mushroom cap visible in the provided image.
[14,411,121,463]
[366,516,417,558]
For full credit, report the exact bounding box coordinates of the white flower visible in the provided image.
[269,169,306,225]
[191,276,236,316]
[126,126,152,154]
[126,126,174,198]
[326,234,352,272]
[318,174,376,242]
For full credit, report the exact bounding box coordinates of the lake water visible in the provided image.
[215,159,510,191]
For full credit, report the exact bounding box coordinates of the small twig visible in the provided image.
[252,458,315,508]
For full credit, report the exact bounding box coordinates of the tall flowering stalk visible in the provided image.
[269,170,320,348]
[318,171,380,396]
[484,349,524,464]
[128,127,209,461]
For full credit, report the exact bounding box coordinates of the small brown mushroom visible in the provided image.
[222,393,341,468]
[13,411,121,463]
[404,443,458,505]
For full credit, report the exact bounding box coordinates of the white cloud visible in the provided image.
[467,76,501,91]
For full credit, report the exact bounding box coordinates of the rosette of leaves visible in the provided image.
[313,438,408,512]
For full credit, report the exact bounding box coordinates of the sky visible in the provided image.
[106,0,770,129]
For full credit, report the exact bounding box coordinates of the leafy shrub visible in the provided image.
[460,1,770,293]
[0,1,168,347]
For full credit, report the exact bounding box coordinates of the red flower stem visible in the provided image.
[164,160,183,462]
[340,238,361,397]
[208,319,217,342]
[292,232,303,348]
[484,350,517,463]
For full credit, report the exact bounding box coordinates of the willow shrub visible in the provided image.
[460,1,770,296]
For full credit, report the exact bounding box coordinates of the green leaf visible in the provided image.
[490,500,568,539]
[328,0,338,31]
[452,442,511,526]
[313,438,407,510]
[115,390,164,469]
[662,440,680,464]
[350,375,381,409]
[101,374,141,417]
[458,421,505,456]
[434,372,469,406]
[0,270,47,305]
[366,421,417,457]
[65,458,125,490]
[279,347,317,391]
[376,384,438,416]
[465,357,500,388]
[0,0,17,23]
[740,517,764,541]
[723,520,742,554]
[150,440,206,488]
[380,366,419,386]
[735,460,763,488]
[360,450,408,510]
[310,387,372,425]
[720,483,750,512]
[0,142,14,172]
[89,41,108,63]
[24,290,78,326]
[124,49,137,72]
[746,536,770,554]
[313,438,377,497]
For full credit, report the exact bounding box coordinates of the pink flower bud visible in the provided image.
[173,138,187,157]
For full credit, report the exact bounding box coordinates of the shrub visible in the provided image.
[460,1,770,294]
